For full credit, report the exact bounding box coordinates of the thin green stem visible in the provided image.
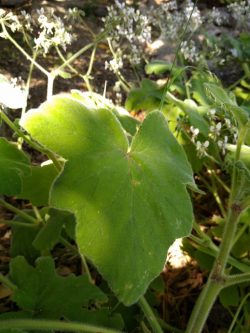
[138,296,164,333]
[189,233,250,273]
[0,319,122,333]
[224,272,250,288]
[56,31,106,73]
[1,23,49,77]
[158,318,184,333]
[0,198,36,224]
[232,223,248,246]
[228,72,249,91]
[159,0,198,111]
[84,46,97,91]
[21,48,38,118]
[198,173,226,217]
[210,169,230,193]
[210,171,227,217]
[228,292,250,333]
[107,38,131,92]
[59,237,93,284]
[0,219,39,228]
[0,273,17,290]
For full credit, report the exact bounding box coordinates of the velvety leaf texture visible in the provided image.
[20,94,195,305]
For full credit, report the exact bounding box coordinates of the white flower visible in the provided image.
[210,122,222,138]
[196,140,209,157]
[218,136,228,155]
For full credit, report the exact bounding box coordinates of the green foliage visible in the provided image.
[4,256,123,329]
[17,164,58,206]
[20,93,195,305]
[0,138,30,196]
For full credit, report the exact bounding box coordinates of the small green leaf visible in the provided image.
[21,95,195,305]
[125,79,163,112]
[0,138,30,195]
[182,99,210,136]
[57,70,72,79]
[145,61,183,75]
[10,211,40,263]
[205,83,249,125]
[17,163,59,206]
[219,285,239,308]
[33,208,75,251]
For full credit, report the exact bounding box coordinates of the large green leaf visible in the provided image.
[0,138,30,195]
[20,95,195,305]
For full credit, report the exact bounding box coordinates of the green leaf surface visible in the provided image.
[145,61,182,75]
[9,256,123,329]
[71,90,140,136]
[0,138,30,196]
[17,164,58,206]
[20,95,195,305]
[219,285,239,308]
[33,208,75,252]
[10,214,40,263]
[182,99,210,136]
[125,79,163,112]
[205,83,249,125]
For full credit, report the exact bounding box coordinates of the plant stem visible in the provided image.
[56,31,106,73]
[224,272,250,287]
[59,237,93,284]
[0,273,17,291]
[186,125,248,333]
[228,292,250,333]
[138,296,164,333]
[21,48,38,118]
[0,198,36,223]
[0,319,122,333]
[0,219,39,228]
[1,23,49,77]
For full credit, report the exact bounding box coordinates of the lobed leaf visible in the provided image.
[20,95,195,305]
[8,256,123,329]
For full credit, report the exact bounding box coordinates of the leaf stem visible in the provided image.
[228,292,250,333]
[138,296,164,333]
[0,198,36,224]
[0,219,39,228]
[1,23,49,77]
[0,273,17,291]
[0,319,122,333]
[224,272,250,288]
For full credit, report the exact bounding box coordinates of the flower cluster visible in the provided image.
[103,0,151,67]
[0,7,84,54]
[180,40,201,63]
[190,108,239,158]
